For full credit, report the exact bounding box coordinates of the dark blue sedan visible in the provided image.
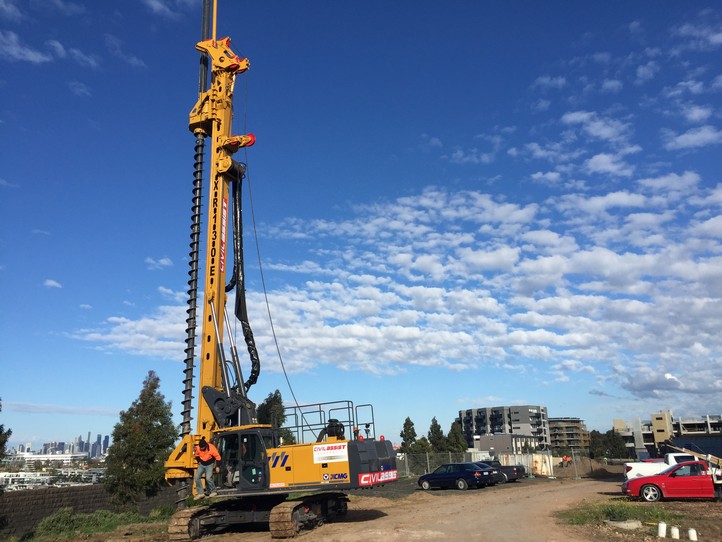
[418,462,491,490]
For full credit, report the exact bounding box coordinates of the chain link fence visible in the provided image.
[395,449,623,480]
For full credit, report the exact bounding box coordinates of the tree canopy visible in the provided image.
[447,420,468,452]
[257,389,286,427]
[589,429,629,459]
[409,436,432,454]
[399,417,468,454]
[257,389,295,445]
[398,417,417,454]
[0,398,11,462]
[427,417,448,452]
[104,371,177,504]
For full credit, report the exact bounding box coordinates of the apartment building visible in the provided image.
[458,405,550,452]
[614,410,722,458]
[548,417,590,453]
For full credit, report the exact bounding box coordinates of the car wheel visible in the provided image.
[420,480,431,490]
[456,478,468,490]
[501,473,508,483]
[641,484,662,502]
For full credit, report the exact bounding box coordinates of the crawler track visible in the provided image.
[168,506,208,542]
[166,492,348,540]
[268,501,301,538]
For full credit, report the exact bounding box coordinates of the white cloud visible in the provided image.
[664,125,722,150]
[104,34,146,68]
[420,133,443,149]
[44,0,85,16]
[68,48,99,69]
[0,178,19,188]
[145,256,173,270]
[44,279,62,288]
[530,171,561,184]
[0,30,52,63]
[561,110,631,145]
[691,215,722,238]
[577,191,646,214]
[0,0,21,20]
[457,246,520,272]
[674,22,722,50]
[447,148,494,165]
[533,75,567,90]
[4,401,117,416]
[158,286,186,303]
[682,104,713,123]
[635,60,659,84]
[141,0,188,19]
[637,171,700,196]
[46,39,66,58]
[532,99,551,112]
[74,178,722,410]
[67,81,91,97]
[600,79,623,93]
[525,141,583,164]
[74,306,186,360]
[584,153,634,177]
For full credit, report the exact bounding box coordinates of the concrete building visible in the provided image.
[614,410,722,458]
[458,405,550,452]
[548,417,590,453]
[3,451,90,469]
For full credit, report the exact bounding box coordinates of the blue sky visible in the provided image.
[2,1,722,451]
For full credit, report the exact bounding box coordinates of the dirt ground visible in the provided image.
[103,473,722,542]
[291,477,618,542]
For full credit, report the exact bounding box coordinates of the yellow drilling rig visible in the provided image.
[163,2,397,539]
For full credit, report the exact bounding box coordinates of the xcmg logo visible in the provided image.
[322,473,349,481]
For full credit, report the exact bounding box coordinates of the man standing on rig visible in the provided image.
[194,437,221,499]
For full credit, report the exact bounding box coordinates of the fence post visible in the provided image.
[426,452,430,473]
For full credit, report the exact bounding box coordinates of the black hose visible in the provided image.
[224,171,261,392]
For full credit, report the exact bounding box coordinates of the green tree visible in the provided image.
[398,417,417,454]
[0,398,11,462]
[257,389,295,444]
[589,429,628,459]
[257,389,285,427]
[409,436,432,454]
[104,370,177,505]
[447,421,468,452]
[427,417,449,452]
[0,396,11,520]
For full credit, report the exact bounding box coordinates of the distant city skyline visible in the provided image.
[9,431,111,458]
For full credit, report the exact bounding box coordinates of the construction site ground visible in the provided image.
[96,465,721,542]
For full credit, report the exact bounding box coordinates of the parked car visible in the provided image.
[621,461,722,502]
[474,462,505,485]
[623,452,696,480]
[478,460,526,482]
[418,462,492,490]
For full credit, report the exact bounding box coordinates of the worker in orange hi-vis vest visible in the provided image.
[194,437,221,499]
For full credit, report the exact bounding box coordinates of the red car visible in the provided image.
[622,461,720,502]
